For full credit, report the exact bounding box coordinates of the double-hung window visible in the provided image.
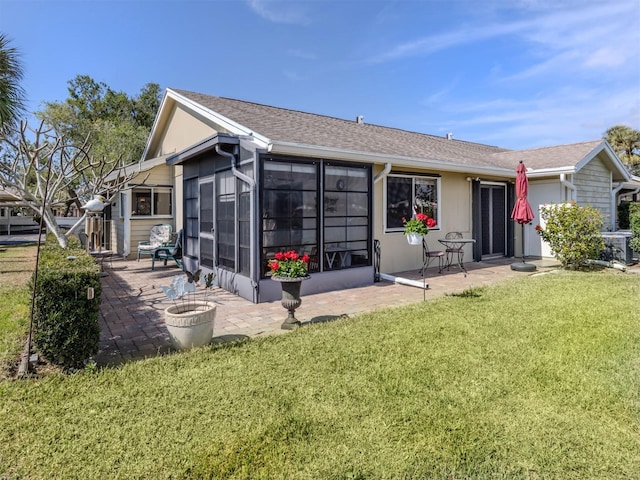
[385,174,439,231]
[131,187,173,217]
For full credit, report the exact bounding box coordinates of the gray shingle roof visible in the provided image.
[493,141,603,170]
[171,89,604,174]
[172,89,511,169]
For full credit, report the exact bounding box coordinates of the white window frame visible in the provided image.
[384,173,441,233]
[130,187,173,218]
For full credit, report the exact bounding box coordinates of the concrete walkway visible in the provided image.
[96,256,564,366]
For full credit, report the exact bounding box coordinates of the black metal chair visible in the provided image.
[442,231,465,273]
[421,237,445,275]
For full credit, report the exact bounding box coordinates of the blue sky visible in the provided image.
[1,0,639,150]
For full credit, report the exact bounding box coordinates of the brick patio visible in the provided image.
[96,256,561,366]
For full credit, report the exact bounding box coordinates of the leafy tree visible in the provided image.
[0,33,26,129]
[604,125,640,175]
[535,202,605,268]
[37,75,160,166]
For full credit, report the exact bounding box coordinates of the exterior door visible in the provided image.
[480,184,506,257]
[199,179,215,269]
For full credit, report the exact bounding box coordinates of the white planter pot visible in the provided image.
[406,233,423,245]
[164,301,216,350]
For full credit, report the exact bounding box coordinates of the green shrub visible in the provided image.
[536,202,605,268]
[630,203,640,253]
[31,242,102,369]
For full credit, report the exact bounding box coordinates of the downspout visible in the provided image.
[373,163,392,279]
[215,144,258,302]
[374,162,392,183]
[560,174,576,202]
[215,144,256,188]
[611,183,625,231]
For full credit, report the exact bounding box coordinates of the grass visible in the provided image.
[0,255,638,478]
[0,244,36,377]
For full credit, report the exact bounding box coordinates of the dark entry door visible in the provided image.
[480,184,506,257]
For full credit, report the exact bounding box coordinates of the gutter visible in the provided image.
[560,173,577,202]
[268,140,513,178]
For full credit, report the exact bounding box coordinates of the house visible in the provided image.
[0,187,38,235]
[111,88,639,303]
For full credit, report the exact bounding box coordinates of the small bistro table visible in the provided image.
[438,238,475,276]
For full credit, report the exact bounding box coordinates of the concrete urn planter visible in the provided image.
[272,276,310,330]
[164,301,216,350]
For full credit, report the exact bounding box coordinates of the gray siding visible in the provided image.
[574,155,611,221]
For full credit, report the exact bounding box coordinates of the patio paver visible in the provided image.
[96,256,562,366]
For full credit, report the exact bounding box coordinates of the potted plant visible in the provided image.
[403,213,436,245]
[268,250,310,330]
[160,269,217,350]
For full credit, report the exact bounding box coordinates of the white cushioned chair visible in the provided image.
[137,224,173,262]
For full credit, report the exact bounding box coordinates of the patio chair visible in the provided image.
[137,224,172,262]
[308,246,320,272]
[151,229,184,271]
[420,238,445,275]
[442,231,465,271]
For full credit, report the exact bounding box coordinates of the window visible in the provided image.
[131,187,173,216]
[119,192,126,218]
[260,156,372,277]
[386,174,439,231]
[323,164,371,270]
[261,159,318,275]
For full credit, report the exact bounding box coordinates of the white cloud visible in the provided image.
[583,48,628,69]
[287,48,317,60]
[246,0,310,25]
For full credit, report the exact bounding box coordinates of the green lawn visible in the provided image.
[0,264,639,479]
[0,245,35,377]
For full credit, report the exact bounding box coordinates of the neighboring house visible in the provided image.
[107,155,176,256]
[115,88,639,303]
[0,187,37,235]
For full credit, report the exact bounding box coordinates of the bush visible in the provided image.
[31,241,102,369]
[536,202,605,268]
[630,203,640,253]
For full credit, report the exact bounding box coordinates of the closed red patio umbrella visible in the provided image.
[511,161,536,271]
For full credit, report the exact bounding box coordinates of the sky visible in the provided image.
[1,0,639,150]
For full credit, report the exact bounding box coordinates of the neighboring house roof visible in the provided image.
[494,140,631,181]
[147,88,635,183]
[104,154,172,183]
[0,186,21,204]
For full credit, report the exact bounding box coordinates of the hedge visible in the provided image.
[31,236,102,369]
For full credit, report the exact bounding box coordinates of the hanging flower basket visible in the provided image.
[403,213,436,246]
[407,233,423,245]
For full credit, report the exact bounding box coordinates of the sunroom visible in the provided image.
[167,133,375,303]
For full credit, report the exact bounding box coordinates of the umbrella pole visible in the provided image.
[511,223,536,272]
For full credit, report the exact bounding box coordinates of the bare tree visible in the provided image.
[0,119,140,247]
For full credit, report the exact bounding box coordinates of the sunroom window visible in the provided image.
[385,174,439,231]
[131,187,173,216]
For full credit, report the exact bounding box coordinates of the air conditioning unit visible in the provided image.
[601,232,634,265]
